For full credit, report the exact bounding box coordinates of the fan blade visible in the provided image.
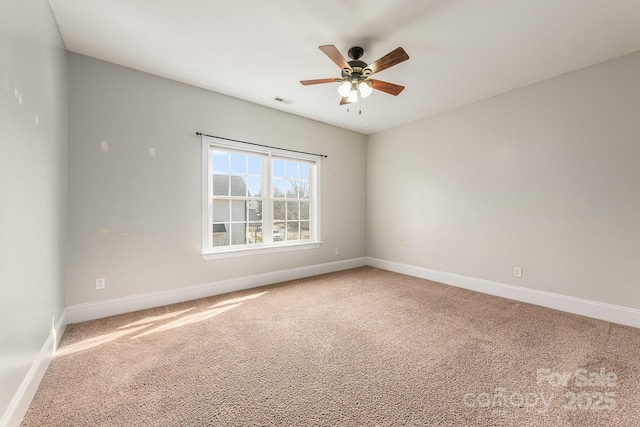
[369,79,405,96]
[300,78,342,86]
[339,96,350,105]
[365,47,409,75]
[319,45,351,70]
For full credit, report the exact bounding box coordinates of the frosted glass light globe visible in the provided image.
[338,81,351,97]
[359,81,372,98]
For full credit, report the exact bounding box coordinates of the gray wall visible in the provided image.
[368,50,640,309]
[0,0,67,420]
[67,53,367,305]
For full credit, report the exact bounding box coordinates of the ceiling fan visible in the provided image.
[300,45,409,108]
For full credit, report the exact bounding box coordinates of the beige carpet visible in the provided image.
[22,267,640,426]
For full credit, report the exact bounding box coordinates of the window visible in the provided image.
[202,136,321,259]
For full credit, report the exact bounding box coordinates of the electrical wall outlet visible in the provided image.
[513,267,522,278]
[96,278,106,289]
[335,248,339,255]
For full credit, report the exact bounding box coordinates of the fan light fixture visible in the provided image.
[338,81,351,97]
[359,81,372,98]
[346,89,359,103]
[337,80,372,103]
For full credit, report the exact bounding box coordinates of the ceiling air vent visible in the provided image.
[274,96,294,105]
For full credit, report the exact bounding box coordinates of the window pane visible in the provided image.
[273,223,285,241]
[247,200,262,221]
[212,223,229,247]
[273,201,285,221]
[273,159,285,178]
[299,163,309,180]
[231,223,247,245]
[287,201,299,220]
[230,176,247,197]
[231,200,246,221]
[286,180,297,198]
[248,156,261,175]
[248,176,261,197]
[300,201,309,220]
[213,174,229,196]
[286,161,298,178]
[287,222,300,241]
[212,199,229,222]
[273,178,286,198]
[298,180,310,199]
[248,222,262,244]
[213,152,228,173]
[230,153,246,174]
[300,221,310,240]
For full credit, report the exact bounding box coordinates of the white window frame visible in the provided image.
[201,136,322,260]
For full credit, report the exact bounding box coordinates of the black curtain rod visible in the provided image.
[196,132,328,158]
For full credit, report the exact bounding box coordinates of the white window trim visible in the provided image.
[202,241,322,260]
[201,136,322,260]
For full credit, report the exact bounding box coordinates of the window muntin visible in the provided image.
[203,138,320,257]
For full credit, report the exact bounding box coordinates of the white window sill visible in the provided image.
[202,241,322,260]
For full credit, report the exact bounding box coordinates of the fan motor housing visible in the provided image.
[348,60,368,70]
[347,47,368,74]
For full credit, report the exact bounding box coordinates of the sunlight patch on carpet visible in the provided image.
[130,303,243,339]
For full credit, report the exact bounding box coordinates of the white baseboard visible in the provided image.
[367,257,640,329]
[1,310,67,427]
[66,257,368,324]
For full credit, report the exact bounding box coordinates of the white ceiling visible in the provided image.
[48,0,640,135]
